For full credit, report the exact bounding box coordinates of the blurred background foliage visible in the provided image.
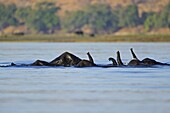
[0,1,170,34]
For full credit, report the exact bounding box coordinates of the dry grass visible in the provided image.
[0,34,170,42]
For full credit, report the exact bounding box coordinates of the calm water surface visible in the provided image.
[0,42,170,113]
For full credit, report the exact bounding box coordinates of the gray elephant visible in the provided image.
[8,51,96,67]
[108,48,170,67]
[128,48,170,66]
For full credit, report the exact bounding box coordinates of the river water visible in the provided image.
[0,42,170,113]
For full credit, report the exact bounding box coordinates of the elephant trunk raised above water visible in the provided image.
[29,49,170,67]
[128,48,170,66]
[76,52,97,67]
[1,49,170,68]
[108,48,170,67]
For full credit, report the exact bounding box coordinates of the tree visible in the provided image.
[143,1,170,31]
[62,11,88,32]
[15,7,32,23]
[144,13,158,31]
[117,4,139,28]
[25,2,60,33]
[0,3,6,29]
[157,1,170,28]
[0,3,18,29]
[86,4,119,33]
[62,4,119,34]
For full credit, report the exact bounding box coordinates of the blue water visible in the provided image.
[0,42,170,113]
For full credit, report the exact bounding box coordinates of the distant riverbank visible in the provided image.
[0,34,170,42]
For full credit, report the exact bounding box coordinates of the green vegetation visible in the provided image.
[62,10,88,32]
[62,4,119,34]
[117,5,139,28]
[62,4,139,34]
[0,1,170,34]
[143,2,170,31]
[0,2,60,33]
[15,2,60,33]
[86,4,119,33]
[0,3,18,30]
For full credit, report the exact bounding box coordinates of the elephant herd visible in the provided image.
[1,48,170,68]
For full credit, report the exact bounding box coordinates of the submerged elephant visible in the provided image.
[76,52,97,67]
[8,51,96,67]
[10,52,80,67]
[1,49,170,68]
[126,48,170,66]
[108,48,170,67]
[49,52,82,66]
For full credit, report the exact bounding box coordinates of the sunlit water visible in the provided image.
[0,42,170,113]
